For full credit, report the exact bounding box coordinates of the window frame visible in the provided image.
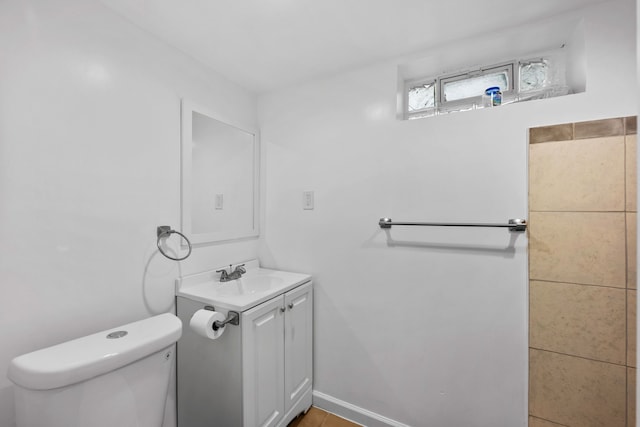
[404,60,525,119]
[404,50,569,120]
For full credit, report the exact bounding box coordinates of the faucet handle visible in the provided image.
[234,263,246,273]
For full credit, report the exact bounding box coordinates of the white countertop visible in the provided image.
[176,260,312,312]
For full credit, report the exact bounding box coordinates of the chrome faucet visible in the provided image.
[216,264,247,282]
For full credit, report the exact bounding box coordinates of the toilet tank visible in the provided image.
[8,313,182,427]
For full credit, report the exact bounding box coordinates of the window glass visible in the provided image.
[520,60,548,92]
[403,52,568,119]
[442,71,509,102]
[407,82,435,111]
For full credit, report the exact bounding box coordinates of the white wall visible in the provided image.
[0,0,635,426]
[0,1,258,426]
[258,0,637,426]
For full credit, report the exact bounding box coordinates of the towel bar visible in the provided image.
[378,218,527,232]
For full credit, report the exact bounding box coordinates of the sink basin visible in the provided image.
[176,260,311,312]
[216,275,285,296]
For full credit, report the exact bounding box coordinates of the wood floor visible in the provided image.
[287,407,361,427]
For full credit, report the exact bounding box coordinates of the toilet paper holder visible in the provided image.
[205,306,240,331]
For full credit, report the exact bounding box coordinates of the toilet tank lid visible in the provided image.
[7,313,182,390]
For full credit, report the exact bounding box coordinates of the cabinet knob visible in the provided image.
[288,303,294,310]
[280,307,286,313]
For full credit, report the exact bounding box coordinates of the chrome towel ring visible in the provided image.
[156,226,192,261]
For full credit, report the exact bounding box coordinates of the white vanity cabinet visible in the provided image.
[242,282,313,427]
[176,266,312,427]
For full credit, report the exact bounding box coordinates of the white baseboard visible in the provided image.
[312,390,411,427]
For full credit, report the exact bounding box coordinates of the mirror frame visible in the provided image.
[181,99,260,244]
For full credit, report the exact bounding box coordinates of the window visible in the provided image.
[519,59,549,92]
[440,63,513,104]
[404,55,567,119]
[407,81,435,112]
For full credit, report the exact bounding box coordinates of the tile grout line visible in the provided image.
[530,347,628,368]
[527,129,532,422]
[530,278,627,291]
[624,134,629,427]
[527,127,534,423]
[529,414,570,427]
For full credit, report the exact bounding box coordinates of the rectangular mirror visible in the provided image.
[181,99,259,244]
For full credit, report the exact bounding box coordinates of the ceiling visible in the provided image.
[101,0,610,93]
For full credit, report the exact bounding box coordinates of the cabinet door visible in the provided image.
[242,296,285,427]
[283,281,313,414]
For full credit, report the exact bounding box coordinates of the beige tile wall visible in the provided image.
[529,116,637,427]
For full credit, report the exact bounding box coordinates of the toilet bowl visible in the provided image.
[7,313,182,427]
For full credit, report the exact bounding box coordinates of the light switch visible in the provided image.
[303,191,314,210]
[215,194,224,210]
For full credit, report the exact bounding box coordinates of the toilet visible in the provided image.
[7,313,182,427]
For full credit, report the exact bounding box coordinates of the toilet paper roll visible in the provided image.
[189,309,227,340]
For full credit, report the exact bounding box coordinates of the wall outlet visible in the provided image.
[303,191,314,210]
[215,194,224,210]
